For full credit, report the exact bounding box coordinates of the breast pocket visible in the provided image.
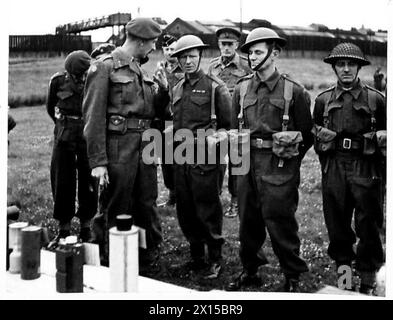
[189,94,211,122]
[327,101,343,132]
[142,76,157,106]
[352,102,373,132]
[57,90,74,100]
[262,97,285,130]
[243,96,258,128]
[110,74,135,105]
[56,90,76,111]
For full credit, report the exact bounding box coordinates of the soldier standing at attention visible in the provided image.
[156,34,183,207]
[227,28,313,292]
[170,35,232,279]
[208,27,251,218]
[47,50,97,245]
[313,43,386,295]
[82,18,169,272]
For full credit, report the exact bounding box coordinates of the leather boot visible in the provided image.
[227,270,262,291]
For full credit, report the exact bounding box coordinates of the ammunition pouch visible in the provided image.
[54,115,83,142]
[376,130,387,157]
[312,126,337,154]
[272,131,303,159]
[107,115,127,134]
[362,131,377,156]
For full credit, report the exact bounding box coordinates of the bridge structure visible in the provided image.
[55,12,131,40]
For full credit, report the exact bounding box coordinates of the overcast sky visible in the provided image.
[4,0,392,42]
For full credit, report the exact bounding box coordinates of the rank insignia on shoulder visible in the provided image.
[192,89,206,93]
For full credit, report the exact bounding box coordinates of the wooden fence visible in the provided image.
[9,35,92,54]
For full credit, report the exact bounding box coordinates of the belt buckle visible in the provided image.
[256,138,263,148]
[343,138,352,150]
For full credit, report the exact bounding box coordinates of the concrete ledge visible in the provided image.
[7,250,194,294]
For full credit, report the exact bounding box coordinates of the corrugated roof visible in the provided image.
[278,27,335,38]
[187,21,213,33]
[336,34,365,41]
[197,20,236,27]
[370,35,387,43]
[374,32,388,42]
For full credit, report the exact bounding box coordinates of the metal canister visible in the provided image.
[21,226,42,280]
[8,222,29,274]
[55,242,84,293]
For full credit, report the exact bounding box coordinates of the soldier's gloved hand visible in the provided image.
[153,64,168,90]
[92,166,109,188]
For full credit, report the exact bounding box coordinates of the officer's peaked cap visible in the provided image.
[91,43,116,59]
[171,35,209,57]
[240,27,286,53]
[64,50,91,76]
[126,17,162,40]
[324,42,370,66]
[162,34,178,47]
[216,27,241,41]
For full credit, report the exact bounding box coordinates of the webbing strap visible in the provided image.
[282,79,293,131]
[367,88,377,132]
[323,90,335,128]
[210,81,218,130]
[238,79,249,131]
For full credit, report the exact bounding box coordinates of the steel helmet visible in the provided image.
[324,42,370,66]
[64,50,91,76]
[240,27,287,53]
[171,35,209,57]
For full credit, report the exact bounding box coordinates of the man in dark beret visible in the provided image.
[208,27,251,218]
[47,50,97,246]
[83,17,169,272]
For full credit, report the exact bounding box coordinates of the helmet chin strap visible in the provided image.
[197,49,203,71]
[248,44,273,71]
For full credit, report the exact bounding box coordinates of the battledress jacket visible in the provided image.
[231,69,314,159]
[82,48,170,169]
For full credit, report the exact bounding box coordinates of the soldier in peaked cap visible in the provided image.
[170,35,232,279]
[83,17,170,272]
[313,42,386,295]
[208,27,252,219]
[47,50,97,246]
[227,27,313,292]
[208,27,251,95]
[155,34,183,208]
[91,43,116,60]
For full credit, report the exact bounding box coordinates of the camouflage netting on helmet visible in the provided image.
[323,42,370,66]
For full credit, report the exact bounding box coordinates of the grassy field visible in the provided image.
[8,105,335,293]
[7,53,386,293]
[8,51,386,108]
